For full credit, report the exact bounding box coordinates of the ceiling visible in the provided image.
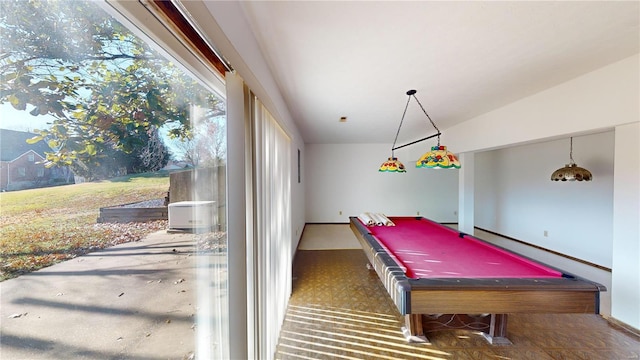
[238,1,639,145]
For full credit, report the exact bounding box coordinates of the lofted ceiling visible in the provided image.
[237,1,639,145]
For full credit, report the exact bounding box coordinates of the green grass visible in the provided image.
[0,172,170,281]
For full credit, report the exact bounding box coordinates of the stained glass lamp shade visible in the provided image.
[416,145,461,169]
[379,157,406,173]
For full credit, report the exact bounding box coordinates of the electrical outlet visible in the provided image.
[416,211,420,215]
[454,211,458,216]
[544,230,548,237]
[339,210,342,215]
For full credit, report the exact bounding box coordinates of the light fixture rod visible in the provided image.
[410,91,440,135]
[390,89,443,156]
[392,132,441,151]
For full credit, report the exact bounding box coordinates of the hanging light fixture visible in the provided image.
[416,144,461,169]
[550,137,592,181]
[378,156,406,173]
[379,89,460,172]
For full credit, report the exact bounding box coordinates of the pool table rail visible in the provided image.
[350,218,412,314]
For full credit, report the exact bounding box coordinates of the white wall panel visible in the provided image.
[474,132,614,268]
[305,143,459,223]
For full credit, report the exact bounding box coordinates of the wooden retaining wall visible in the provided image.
[97,206,168,223]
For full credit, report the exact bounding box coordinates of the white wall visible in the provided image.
[475,131,614,268]
[305,143,459,223]
[612,122,640,329]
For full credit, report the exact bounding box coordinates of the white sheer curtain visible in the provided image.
[250,99,292,359]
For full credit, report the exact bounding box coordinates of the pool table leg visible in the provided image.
[402,314,430,343]
[402,313,513,345]
[481,314,512,345]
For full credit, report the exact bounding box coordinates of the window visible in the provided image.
[37,168,44,177]
[1,0,226,180]
[1,1,228,358]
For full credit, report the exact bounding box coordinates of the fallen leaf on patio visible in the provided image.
[165,319,171,324]
[145,333,151,337]
[56,293,64,296]
[118,292,124,297]
[116,337,123,341]
[174,278,185,284]
[8,313,27,318]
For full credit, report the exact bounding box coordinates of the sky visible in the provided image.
[0,102,55,132]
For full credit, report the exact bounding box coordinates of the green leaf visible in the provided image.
[147,89,161,111]
[54,125,67,136]
[8,95,20,106]
[26,135,44,144]
[86,144,97,156]
[73,113,84,120]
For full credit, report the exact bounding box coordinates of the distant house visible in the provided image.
[0,129,73,191]
[162,160,192,171]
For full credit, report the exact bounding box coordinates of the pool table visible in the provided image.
[349,216,606,345]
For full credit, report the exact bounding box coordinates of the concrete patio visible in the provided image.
[1,231,227,360]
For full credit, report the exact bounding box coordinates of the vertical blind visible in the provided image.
[251,99,292,359]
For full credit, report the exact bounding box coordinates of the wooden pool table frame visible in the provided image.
[349,216,606,345]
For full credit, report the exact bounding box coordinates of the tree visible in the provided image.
[195,116,226,167]
[138,126,170,172]
[0,0,224,180]
[171,113,226,168]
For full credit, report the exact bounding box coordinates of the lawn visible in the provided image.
[0,172,171,281]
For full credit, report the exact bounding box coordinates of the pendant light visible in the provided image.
[550,137,592,181]
[379,89,460,172]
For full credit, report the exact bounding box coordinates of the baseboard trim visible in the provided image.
[603,316,640,339]
[475,226,612,273]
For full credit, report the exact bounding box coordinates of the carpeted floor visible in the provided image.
[297,224,361,250]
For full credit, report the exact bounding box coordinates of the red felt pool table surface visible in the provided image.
[365,217,562,279]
